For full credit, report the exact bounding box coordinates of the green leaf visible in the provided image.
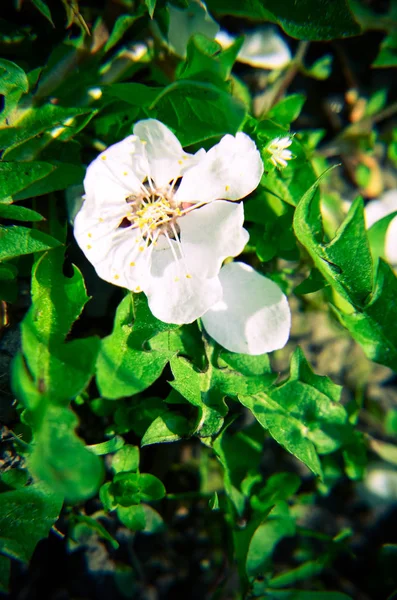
[104,15,139,52]
[150,80,247,146]
[239,394,322,477]
[212,422,265,516]
[117,504,146,531]
[0,226,61,261]
[0,59,28,121]
[0,483,62,563]
[246,502,296,577]
[145,0,156,18]
[177,34,235,86]
[29,405,103,503]
[112,445,140,474]
[333,260,397,371]
[15,249,100,407]
[13,162,85,200]
[138,473,166,502]
[1,469,29,490]
[96,295,174,399]
[87,436,125,456]
[205,0,360,40]
[112,472,141,506]
[373,31,397,68]
[106,83,162,108]
[267,94,306,126]
[141,410,191,446]
[0,105,95,155]
[0,204,44,222]
[293,183,373,308]
[0,161,55,201]
[31,0,54,26]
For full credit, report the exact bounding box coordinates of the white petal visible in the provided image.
[385,216,397,264]
[133,119,200,189]
[84,135,148,208]
[168,1,219,58]
[175,132,263,204]
[74,201,151,292]
[179,201,249,278]
[364,190,397,228]
[146,236,222,324]
[238,28,291,69]
[201,262,291,355]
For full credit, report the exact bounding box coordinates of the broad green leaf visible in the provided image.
[87,436,125,456]
[137,473,166,502]
[267,94,306,126]
[205,0,360,40]
[333,260,397,371]
[239,394,322,477]
[177,34,236,86]
[112,445,140,474]
[141,411,191,446]
[96,295,175,399]
[294,183,373,308]
[0,161,55,201]
[29,405,103,503]
[0,204,44,222]
[106,83,162,107]
[0,483,62,563]
[150,80,247,146]
[117,504,146,531]
[250,473,301,513]
[1,469,29,490]
[246,502,296,577]
[0,226,61,261]
[13,162,85,200]
[269,556,329,588]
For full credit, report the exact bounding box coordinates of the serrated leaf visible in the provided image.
[239,394,322,477]
[29,405,103,503]
[0,483,62,563]
[96,295,175,400]
[294,182,373,307]
[333,260,397,371]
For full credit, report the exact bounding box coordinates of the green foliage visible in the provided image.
[1,2,396,598]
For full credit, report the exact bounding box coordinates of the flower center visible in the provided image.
[126,184,182,241]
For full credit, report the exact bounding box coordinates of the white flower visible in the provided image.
[202,262,291,355]
[364,189,397,264]
[74,119,264,325]
[216,27,291,70]
[267,136,293,168]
